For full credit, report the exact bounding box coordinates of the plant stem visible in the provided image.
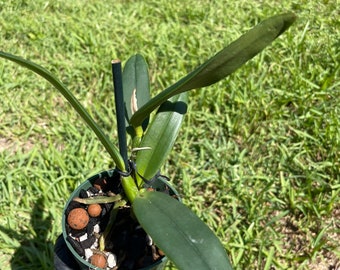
[112,60,128,170]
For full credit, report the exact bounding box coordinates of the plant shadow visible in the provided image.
[0,196,54,269]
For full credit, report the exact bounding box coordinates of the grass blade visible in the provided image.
[0,51,125,171]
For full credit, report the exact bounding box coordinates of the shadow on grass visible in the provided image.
[0,196,54,269]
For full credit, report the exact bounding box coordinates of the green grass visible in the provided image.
[0,0,339,269]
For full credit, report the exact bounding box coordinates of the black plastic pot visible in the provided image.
[62,169,179,270]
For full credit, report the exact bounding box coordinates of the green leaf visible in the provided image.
[135,92,188,181]
[0,51,126,171]
[122,54,151,129]
[133,191,233,270]
[130,13,296,127]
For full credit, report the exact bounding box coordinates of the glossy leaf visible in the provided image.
[135,92,188,181]
[122,54,150,129]
[133,191,233,270]
[0,51,126,171]
[130,13,296,127]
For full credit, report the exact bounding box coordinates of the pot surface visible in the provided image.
[62,169,179,270]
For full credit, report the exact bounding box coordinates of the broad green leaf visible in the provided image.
[122,54,150,129]
[0,51,125,171]
[133,191,233,270]
[130,13,296,127]
[135,92,188,181]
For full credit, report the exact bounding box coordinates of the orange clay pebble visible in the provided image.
[67,208,89,230]
[90,253,107,268]
[87,204,102,217]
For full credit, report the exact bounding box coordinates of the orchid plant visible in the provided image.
[0,13,295,269]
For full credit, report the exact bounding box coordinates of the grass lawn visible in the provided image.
[0,0,339,269]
